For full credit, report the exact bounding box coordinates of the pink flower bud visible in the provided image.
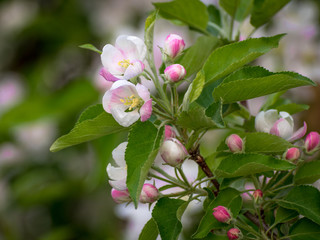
[111,188,131,204]
[164,64,186,82]
[305,132,320,153]
[225,134,243,153]
[165,125,176,139]
[284,147,300,161]
[253,189,263,202]
[212,206,232,223]
[160,138,188,167]
[227,228,242,240]
[164,34,185,59]
[139,183,159,203]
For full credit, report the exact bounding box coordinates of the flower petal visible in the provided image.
[140,99,152,122]
[109,179,127,191]
[101,44,125,75]
[112,142,128,167]
[123,60,145,80]
[111,108,140,127]
[100,68,121,82]
[106,164,127,180]
[136,83,150,102]
[288,121,307,142]
[279,111,294,127]
[115,35,147,61]
[270,118,293,140]
[255,109,278,133]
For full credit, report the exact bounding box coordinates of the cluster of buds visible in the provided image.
[213,206,242,239]
[225,134,244,153]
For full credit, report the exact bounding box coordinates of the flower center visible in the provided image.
[118,59,131,69]
[120,95,142,111]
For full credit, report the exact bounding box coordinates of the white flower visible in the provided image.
[102,80,152,127]
[106,142,128,190]
[100,35,146,82]
[255,109,307,141]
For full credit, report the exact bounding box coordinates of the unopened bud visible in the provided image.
[305,131,320,153]
[160,138,188,167]
[165,125,176,139]
[164,34,185,59]
[253,189,263,202]
[164,64,186,83]
[227,228,242,240]
[284,147,300,161]
[225,134,243,153]
[140,183,159,203]
[111,188,131,204]
[212,206,232,223]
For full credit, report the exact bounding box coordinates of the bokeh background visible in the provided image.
[0,0,319,239]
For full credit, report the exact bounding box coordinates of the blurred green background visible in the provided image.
[0,0,319,240]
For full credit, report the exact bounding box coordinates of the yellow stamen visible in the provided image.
[118,59,131,69]
[120,95,141,110]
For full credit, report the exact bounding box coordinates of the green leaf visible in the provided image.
[243,132,293,154]
[220,0,254,22]
[126,122,163,207]
[50,105,126,152]
[153,0,209,33]
[152,198,185,240]
[277,186,320,225]
[205,101,225,128]
[196,79,223,108]
[193,188,242,239]
[275,103,309,115]
[274,207,298,225]
[202,34,285,83]
[177,36,220,77]
[289,218,320,240]
[207,5,222,36]
[183,71,205,111]
[251,0,291,28]
[177,103,217,130]
[215,153,295,178]
[139,218,159,240]
[213,68,315,103]
[79,44,102,54]
[294,161,320,185]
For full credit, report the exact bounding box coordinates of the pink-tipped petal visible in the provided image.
[136,83,150,102]
[140,99,152,122]
[270,118,293,140]
[165,125,176,139]
[123,60,145,80]
[101,44,125,75]
[288,121,307,142]
[115,35,146,61]
[99,68,121,82]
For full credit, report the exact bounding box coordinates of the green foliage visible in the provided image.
[275,103,309,115]
[50,104,126,152]
[79,44,102,54]
[125,122,163,207]
[152,198,185,240]
[274,207,298,226]
[202,34,285,83]
[183,71,205,110]
[153,0,209,33]
[207,5,222,36]
[177,36,220,78]
[219,0,254,21]
[193,188,242,238]
[139,218,159,240]
[277,186,320,225]
[294,161,320,185]
[251,0,291,28]
[289,218,320,240]
[205,101,225,128]
[213,67,315,103]
[215,153,295,178]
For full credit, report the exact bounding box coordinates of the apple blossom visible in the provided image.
[255,109,307,141]
[227,228,242,240]
[139,183,159,203]
[100,35,146,82]
[164,34,185,59]
[284,147,300,161]
[164,64,186,83]
[212,206,232,223]
[160,138,188,167]
[225,134,243,153]
[111,188,131,204]
[305,131,320,153]
[103,80,152,127]
[107,142,128,190]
